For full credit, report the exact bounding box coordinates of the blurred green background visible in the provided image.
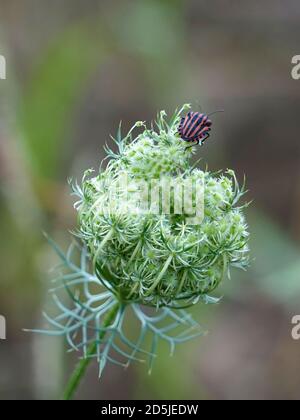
[1,0,300,400]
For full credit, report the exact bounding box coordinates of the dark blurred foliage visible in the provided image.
[1,0,300,400]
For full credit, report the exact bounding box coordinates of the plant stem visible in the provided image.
[146,254,173,295]
[176,270,188,295]
[127,239,142,267]
[93,229,114,266]
[62,302,120,400]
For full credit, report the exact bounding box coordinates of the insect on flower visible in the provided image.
[26,105,250,400]
[178,110,223,147]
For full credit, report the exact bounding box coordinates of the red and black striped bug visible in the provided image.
[178,110,223,147]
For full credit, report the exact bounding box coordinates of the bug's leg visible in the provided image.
[184,133,199,149]
[185,141,195,150]
[189,135,201,148]
[185,136,200,149]
[200,133,210,145]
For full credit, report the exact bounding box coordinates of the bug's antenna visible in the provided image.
[195,100,203,113]
[207,109,225,117]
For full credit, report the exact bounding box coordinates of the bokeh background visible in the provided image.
[1,0,300,400]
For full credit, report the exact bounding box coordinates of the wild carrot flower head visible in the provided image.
[75,105,249,308]
[31,105,250,376]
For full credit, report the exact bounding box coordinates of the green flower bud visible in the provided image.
[76,106,250,307]
[32,105,251,383]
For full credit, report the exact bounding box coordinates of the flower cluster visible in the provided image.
[32,105,250,384]
[75,105,249,308]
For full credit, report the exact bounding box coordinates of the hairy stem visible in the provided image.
[62,302,120,400]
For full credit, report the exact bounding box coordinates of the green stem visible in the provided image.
[62,302,120,400]
[146,254,173,295]
[176,270,188,295]
[126,281,139,300]
[127,240,142,267]
[93,229,114,266]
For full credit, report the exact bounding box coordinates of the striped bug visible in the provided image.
[178,110,223,147]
